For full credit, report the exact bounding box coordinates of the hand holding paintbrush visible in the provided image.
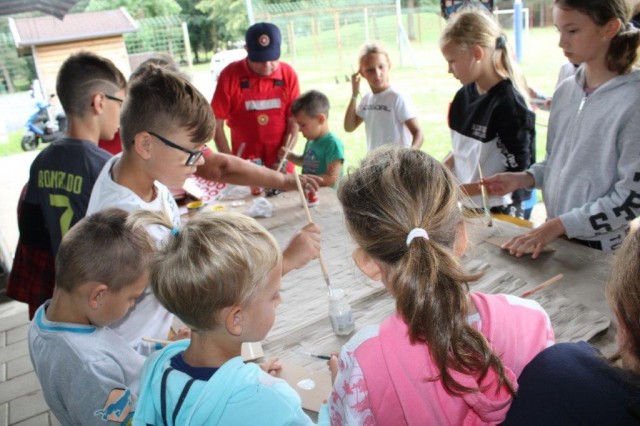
[293,172,333,291]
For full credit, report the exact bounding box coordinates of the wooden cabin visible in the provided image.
[8,8,137,101]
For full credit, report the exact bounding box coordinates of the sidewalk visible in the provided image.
[0,300,57,425]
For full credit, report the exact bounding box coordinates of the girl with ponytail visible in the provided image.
[328,147,554,425]
[440,8,536,219]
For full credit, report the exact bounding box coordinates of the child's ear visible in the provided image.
[352,248,383,281]
[317,113,327,125]
[603,18,622,40]
[90,93,105,114]
[87,283,109,310]
[471,44,484,62]
[224,306,243,336]
[133,132,153,160]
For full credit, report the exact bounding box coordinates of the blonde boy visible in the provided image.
[29,208,154,425]
[284,90,344,188]
[87,65,321,353]
[133,211,314,425]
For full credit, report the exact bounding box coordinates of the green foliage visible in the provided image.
[176,0,214,62]
[86,0,181,18]
[0,32,35,94]
[196,0,248,50]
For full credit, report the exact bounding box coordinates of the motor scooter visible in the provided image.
[20,93,67,151]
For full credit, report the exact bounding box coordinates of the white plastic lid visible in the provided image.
[328,288,344,301]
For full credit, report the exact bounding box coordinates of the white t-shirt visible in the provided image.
[87,154,180,354]
[356,86,416,151]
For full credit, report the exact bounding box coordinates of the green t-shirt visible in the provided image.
[301,132,345,188]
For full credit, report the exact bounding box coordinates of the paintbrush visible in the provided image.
[520,273,564,298]
[477,162,493,227]
[293,172,333,291]
[236,142,246,159]
[295,349,331,361]
[142,336,170,345]
[275,134,294,173]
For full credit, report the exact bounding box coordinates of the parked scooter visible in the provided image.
[20,93,67,151]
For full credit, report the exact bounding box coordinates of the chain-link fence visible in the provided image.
[253,0,442,75]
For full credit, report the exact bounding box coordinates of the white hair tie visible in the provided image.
[406,228,429,246]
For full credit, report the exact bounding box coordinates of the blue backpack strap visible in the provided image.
[160,367,174,426]
[172,378,197,424]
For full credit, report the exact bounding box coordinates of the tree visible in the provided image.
[86,0,181,19]
[196,0,248,50]
[175,0,214,63]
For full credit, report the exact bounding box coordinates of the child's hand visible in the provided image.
[283,174,323,192]
[483,172,533,196]
[351,72,361,96]
[260,356,282,376]
[170,327,191,341]
[282,223,321,274]
[327,353,340,384]
[501,218,565,259]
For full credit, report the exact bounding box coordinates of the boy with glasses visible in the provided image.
[8,51,126,318]
[87,64,322,354]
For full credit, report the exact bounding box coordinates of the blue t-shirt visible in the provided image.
[504,342,640,425]
[170,352,218,381]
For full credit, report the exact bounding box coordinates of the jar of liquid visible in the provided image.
[328,288,355,336]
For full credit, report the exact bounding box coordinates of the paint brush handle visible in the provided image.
[276,134,294,173]
[520,273,564,298]
[236,142,246,159]
[142,336,171,345]
[293,172,331,287]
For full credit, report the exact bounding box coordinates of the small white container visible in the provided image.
[328,288,355,336]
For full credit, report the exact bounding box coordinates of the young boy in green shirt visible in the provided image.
[283,90,344,188]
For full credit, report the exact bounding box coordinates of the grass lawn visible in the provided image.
[261,12,567,174]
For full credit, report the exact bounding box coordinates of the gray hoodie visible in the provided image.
[529,66,640,251]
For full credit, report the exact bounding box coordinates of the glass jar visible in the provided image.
[328,288,355,336]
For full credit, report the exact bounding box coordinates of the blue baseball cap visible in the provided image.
[245,22,281,62]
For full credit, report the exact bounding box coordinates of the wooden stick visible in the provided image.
[236,142,246,159]
[520,273,564,298]
[293,172,332,289]
[142,336,171,345]
[275,134,294,173]
[477,161,493,227]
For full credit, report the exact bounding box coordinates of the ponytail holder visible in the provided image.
[171,227,179,236]
[495,34,507,50]
[406,228,429,246]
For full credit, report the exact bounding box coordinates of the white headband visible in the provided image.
[406,228,429,246]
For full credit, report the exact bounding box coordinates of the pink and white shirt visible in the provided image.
[329,292,554,425]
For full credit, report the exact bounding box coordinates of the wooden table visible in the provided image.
[208,188,617,376]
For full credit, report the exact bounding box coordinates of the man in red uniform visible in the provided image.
[210,22,300,171]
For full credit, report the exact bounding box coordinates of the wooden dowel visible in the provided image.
[275,134,294,173]
[293,172,332,288]
[520,273,564,298]
[142,336,171,345]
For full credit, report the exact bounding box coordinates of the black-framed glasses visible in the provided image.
[104,94,124,104]
[148,131,204,166]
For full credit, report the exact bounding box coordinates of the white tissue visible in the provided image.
[247,197,273,218]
